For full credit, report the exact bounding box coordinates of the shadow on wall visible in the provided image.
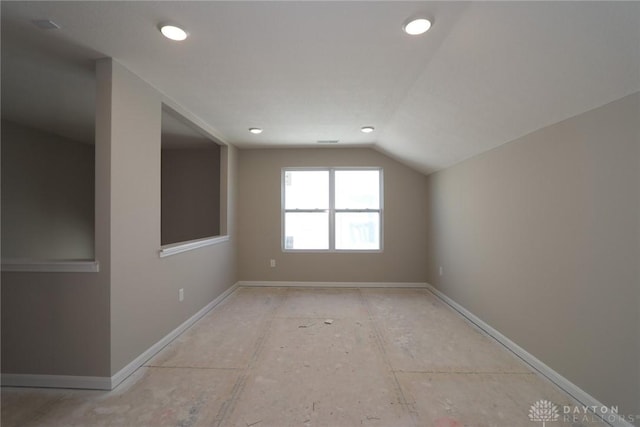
[1,119,95,260]
[160,107,223,246]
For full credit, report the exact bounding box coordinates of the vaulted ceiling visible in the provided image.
[2,1,639,174]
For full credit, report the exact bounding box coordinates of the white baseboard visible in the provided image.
[425,284,636,427]
[1,373,111,390]
[1,283,239,391]
[5,281,632,427]
[110,282,239,389]
[237,280,428,288]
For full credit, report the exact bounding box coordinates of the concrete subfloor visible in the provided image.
[1,287,606,427]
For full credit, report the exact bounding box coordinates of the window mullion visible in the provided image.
[329,168,335,251]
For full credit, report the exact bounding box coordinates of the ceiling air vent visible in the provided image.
[32,19,61,30]
[317,140,339,144]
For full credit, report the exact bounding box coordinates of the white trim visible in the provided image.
[1,374,111,390]
[425,284,635,427]
[238,281,427,288]
[109,282,239,389]
[159,235,229,258]
[1,283,239,391]
[1,259,100,273]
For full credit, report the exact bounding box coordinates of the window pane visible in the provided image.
[284,170,329,209]
[335,212,380,250]
[284,212,329,250]
[335,170,380,209]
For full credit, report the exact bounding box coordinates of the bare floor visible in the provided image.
[2,287,605,427]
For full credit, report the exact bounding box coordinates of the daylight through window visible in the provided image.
[282,168,382,251]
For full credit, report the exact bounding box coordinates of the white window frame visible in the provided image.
[281,167,384,253]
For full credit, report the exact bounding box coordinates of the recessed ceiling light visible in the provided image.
[249,128,263,134]
[361,126,375,133]
[160,24,188,41]
[403,18,432,35]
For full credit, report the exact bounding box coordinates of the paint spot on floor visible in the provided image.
[434,416,463,427]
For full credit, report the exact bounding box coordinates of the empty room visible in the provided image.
[1,1,638,427]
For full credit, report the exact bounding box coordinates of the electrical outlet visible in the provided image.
[179,288,184,302]
[270,259,276,268]
[439,266,443,277]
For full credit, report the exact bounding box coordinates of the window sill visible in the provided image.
[159,235,230,258]
[1,259,100,273]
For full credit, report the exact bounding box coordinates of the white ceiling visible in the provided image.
[2,1,639,174]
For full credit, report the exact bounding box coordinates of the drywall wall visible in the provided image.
[1,120,94,260]
[99,59,238,375]
[237,147,428,283]
[0,272,111,376]
[425,92,640,415]
[1,97,111,377]
[1,58,238,381]
[161,146,221,245]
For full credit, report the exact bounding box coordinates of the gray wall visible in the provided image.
[0,272,111,376]
[425,92,640,414]
[1,120,94,260]
[237,147,428,283]
[161,146,221,245]
[2,108,110,377]
[1,59,238,379]
[101,59,238,374]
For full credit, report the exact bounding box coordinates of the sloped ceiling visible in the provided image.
[2,1,639,174]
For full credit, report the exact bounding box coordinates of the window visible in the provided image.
[282,168,382,251]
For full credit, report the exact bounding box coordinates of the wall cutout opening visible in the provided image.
[161,106,225,247]
[1,36,96,265]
